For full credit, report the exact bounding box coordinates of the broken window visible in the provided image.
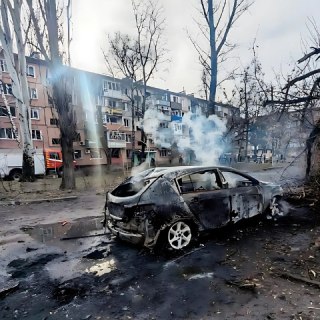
[177,171,222,193]
[159,149,168,157]
[0,128,18,139]
[50,118,59,126]
[0,106,16,117]
[221,171,254,188]
[74,150,82,160]
[52,138,61,145]
[32,129,42,140]
[90,149,102,159]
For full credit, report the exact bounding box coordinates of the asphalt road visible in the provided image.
[0,168,319,320]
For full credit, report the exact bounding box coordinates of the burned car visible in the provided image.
[105,166,283,250]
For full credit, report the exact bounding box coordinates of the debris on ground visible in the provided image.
[0,280,20,298]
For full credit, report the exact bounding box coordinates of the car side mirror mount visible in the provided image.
[222,181,229,189]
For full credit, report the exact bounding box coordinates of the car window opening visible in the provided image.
[111,180,146,197]
[221,171,254,188]
[178,171,222,193]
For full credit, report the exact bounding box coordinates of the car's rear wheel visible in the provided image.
[167,220,192,250]
[9,169,22,181]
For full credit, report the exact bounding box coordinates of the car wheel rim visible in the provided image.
[12,173,21,181]
[168,221,192,250]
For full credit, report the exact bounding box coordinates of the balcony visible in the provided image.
[107,132,126,149]
[155,100,170,107]
[171,102,182,110]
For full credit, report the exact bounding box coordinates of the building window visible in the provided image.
[123,102,128,111]
[181,99,184,107]
[124,118,129,127]
[74,150,82,160]
[52,138,61,145]
[90,149,102,159]
[111,148,120,158]
[160,122,168,128]
[173,96,178,103]
[0,106,16,117]
[126,134,132,142]
[28,87,38,99]
[108,82,112,90]
[0,59,8,72]
[1,83,12,95]
[0,128,18,139]
[160,149,168,157]
[112,83,116,90]
[27,65,35,77]
[32,129,42,140]
[108,100,116,108]
[73,133,81,142]
[31,109,39,120]
[103,80,108,91]
[50,118,59,126]
[126,149,132,158]
[116,83,120,91]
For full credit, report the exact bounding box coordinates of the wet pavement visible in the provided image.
[0,193,320,319]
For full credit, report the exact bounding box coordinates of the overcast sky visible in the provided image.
[70,0,320,100]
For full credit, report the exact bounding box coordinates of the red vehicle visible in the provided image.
[44,149,76,176]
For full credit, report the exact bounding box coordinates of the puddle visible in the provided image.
[21,219,106,252]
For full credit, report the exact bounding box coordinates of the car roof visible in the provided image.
[147,166,249,180]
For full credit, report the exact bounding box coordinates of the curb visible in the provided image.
[0,196,78,206]
[263,166,285,171]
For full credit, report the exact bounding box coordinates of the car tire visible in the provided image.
[9,169,22,181]
[166,220,193,250]
[57,166,63,178]
[267,196,284,220]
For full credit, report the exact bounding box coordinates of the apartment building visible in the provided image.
[0,52,239,169]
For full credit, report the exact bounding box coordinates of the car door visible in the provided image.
[177,170,230,229]
[219,170,263,223]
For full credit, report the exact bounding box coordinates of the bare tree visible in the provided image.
[263,19,320,178]
[104,0,169,162]
[26,0,77,189]
[0,0,35,181]
[189,0,253,116]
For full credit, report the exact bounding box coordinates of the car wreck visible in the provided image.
[105,166,283,250]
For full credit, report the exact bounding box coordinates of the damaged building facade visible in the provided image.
[0,51,240,169]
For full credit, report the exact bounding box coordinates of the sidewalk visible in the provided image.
[0,172,125,202]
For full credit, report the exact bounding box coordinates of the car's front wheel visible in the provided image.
[167,220,192,250]
[268,196,284,219]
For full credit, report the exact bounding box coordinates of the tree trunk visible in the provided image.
[306,127,320,179]
[131,98,135,167]
[96,106,111,170]
[208,0,217,116]
[0,0,35,181]
[60,134,75,190]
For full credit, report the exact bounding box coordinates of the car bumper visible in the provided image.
[107,220,145,245]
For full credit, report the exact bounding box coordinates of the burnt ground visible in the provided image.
[1,175,320,319]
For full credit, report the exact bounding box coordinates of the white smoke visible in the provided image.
[142,105,227,167]
[179,112,227,166]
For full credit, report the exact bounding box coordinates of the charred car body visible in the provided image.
[106,166,283,250]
